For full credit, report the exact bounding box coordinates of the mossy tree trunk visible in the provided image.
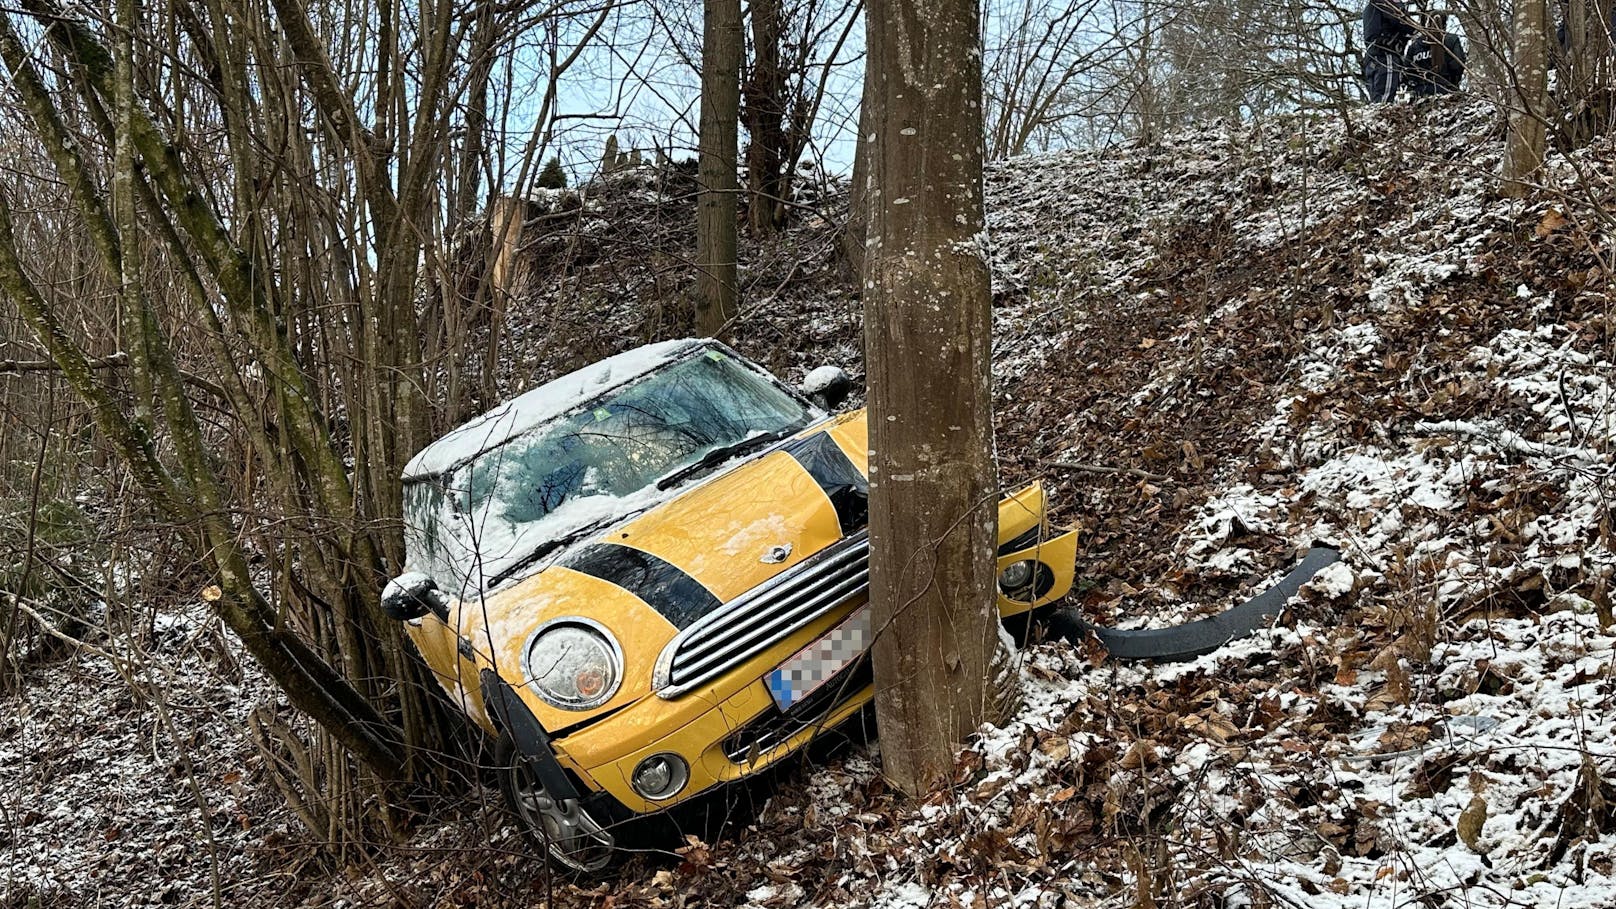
[0,0,541,843]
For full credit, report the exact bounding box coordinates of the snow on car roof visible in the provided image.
[402,338,706,480]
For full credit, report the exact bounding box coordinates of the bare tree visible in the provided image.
[842,20,878,282]
[742,0,862,233]
[1560,0,1616,146]
[983,0,1102,159]
[0,0,623,845]
[862,0,1010,796]
[1505,0,1552,194]
[698,0,743,334]
[1454,0,1516,105]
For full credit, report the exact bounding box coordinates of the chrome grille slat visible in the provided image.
[673,562,866,666]
[653,531,870,698]
[697,544,866,625]
[670,571,869,671]
[671,562,869,665]
[669,574,870,680]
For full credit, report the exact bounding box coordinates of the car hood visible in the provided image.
[456,412,870,727]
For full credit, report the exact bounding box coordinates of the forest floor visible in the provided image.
[7,97,1616,908]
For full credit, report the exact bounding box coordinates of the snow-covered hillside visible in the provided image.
[632,99,1616,909]
[6,98,1616,908]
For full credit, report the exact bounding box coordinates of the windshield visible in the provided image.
[404,349,815,591]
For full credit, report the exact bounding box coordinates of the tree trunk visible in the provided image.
[1560,0,1616,147]
[1452,1,1512,107]
[841,21,879,288]
[1503,0,1550,195]
[863,0,1008,797]
[450,0,495,237]
[697,0,742,335]
[744,0,788,235]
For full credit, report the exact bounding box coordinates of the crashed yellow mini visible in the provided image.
[383,339,1078,871]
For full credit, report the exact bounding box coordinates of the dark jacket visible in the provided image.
[1404,32,1467,95]
[1363,0,1413,47]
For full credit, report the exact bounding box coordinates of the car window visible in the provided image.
[403,350,813,589]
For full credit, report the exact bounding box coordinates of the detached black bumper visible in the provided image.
[1051,544,1342,662]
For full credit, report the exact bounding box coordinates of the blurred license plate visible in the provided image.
[766,604,871,711]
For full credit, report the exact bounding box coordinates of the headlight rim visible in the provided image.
[521,615,625,711]
[999,559,1035,592]
[998,559,1055,601]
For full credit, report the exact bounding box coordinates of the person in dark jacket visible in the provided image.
[1363,0,1415,102]
[1403,13,1467,96]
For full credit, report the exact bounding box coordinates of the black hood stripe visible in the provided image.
[559,543,720,630]
[782,431,868,535]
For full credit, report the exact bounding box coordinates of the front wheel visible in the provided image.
[494,735,617,873]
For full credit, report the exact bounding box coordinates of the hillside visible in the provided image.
[6,97,1616,908]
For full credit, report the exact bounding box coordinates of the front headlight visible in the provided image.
[523,617,623,710]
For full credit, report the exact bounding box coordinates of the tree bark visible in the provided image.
[1503,0,1550,195]
[697,0,742,335]
[863,0,1008,797]
[841,18,879,287]
[744,0,788,235]
[1560,0,1616,147]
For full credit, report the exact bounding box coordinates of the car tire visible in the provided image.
[494,734,618,873]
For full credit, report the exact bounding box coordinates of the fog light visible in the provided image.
[632,753,689,801]
[998,560,1036,593]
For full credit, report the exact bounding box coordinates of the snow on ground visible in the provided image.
[766,308,1616,907]
[705,101,1616,909]
[1,604,290,907]
[7,98,1616,907]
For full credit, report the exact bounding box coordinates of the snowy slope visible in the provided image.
[7,98,1616,908]
[589,101,1616,909]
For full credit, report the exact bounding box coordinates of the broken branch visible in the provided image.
[1045,460,1171,483]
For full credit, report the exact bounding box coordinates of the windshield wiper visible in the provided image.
[656,430,789,491]
[484,538,567,590]
[484,517,610,589]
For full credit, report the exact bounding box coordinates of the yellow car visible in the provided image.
[383,339,1078,871]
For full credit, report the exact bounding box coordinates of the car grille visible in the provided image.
[998,524,1043,555]
[721,658,873,764]
[652,531,870,699]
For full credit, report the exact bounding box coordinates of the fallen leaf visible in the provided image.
[1536,208,1569,238]
[1458,795,1488,851]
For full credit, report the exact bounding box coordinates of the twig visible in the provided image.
[1045,460,1171,483]
[0,352,128,373]
[1416,419,1608,467]
[5,594,130,670]
[0,351,227,400]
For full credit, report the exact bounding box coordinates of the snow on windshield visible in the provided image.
[402,339,698,480]
[403,348,814,591]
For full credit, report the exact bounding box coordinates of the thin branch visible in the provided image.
[1045,460,1172,483]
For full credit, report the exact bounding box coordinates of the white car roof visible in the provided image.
[402,338,706,480]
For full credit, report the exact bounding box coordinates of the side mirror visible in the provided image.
[382,571,449,622]
[800,365,852,411]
